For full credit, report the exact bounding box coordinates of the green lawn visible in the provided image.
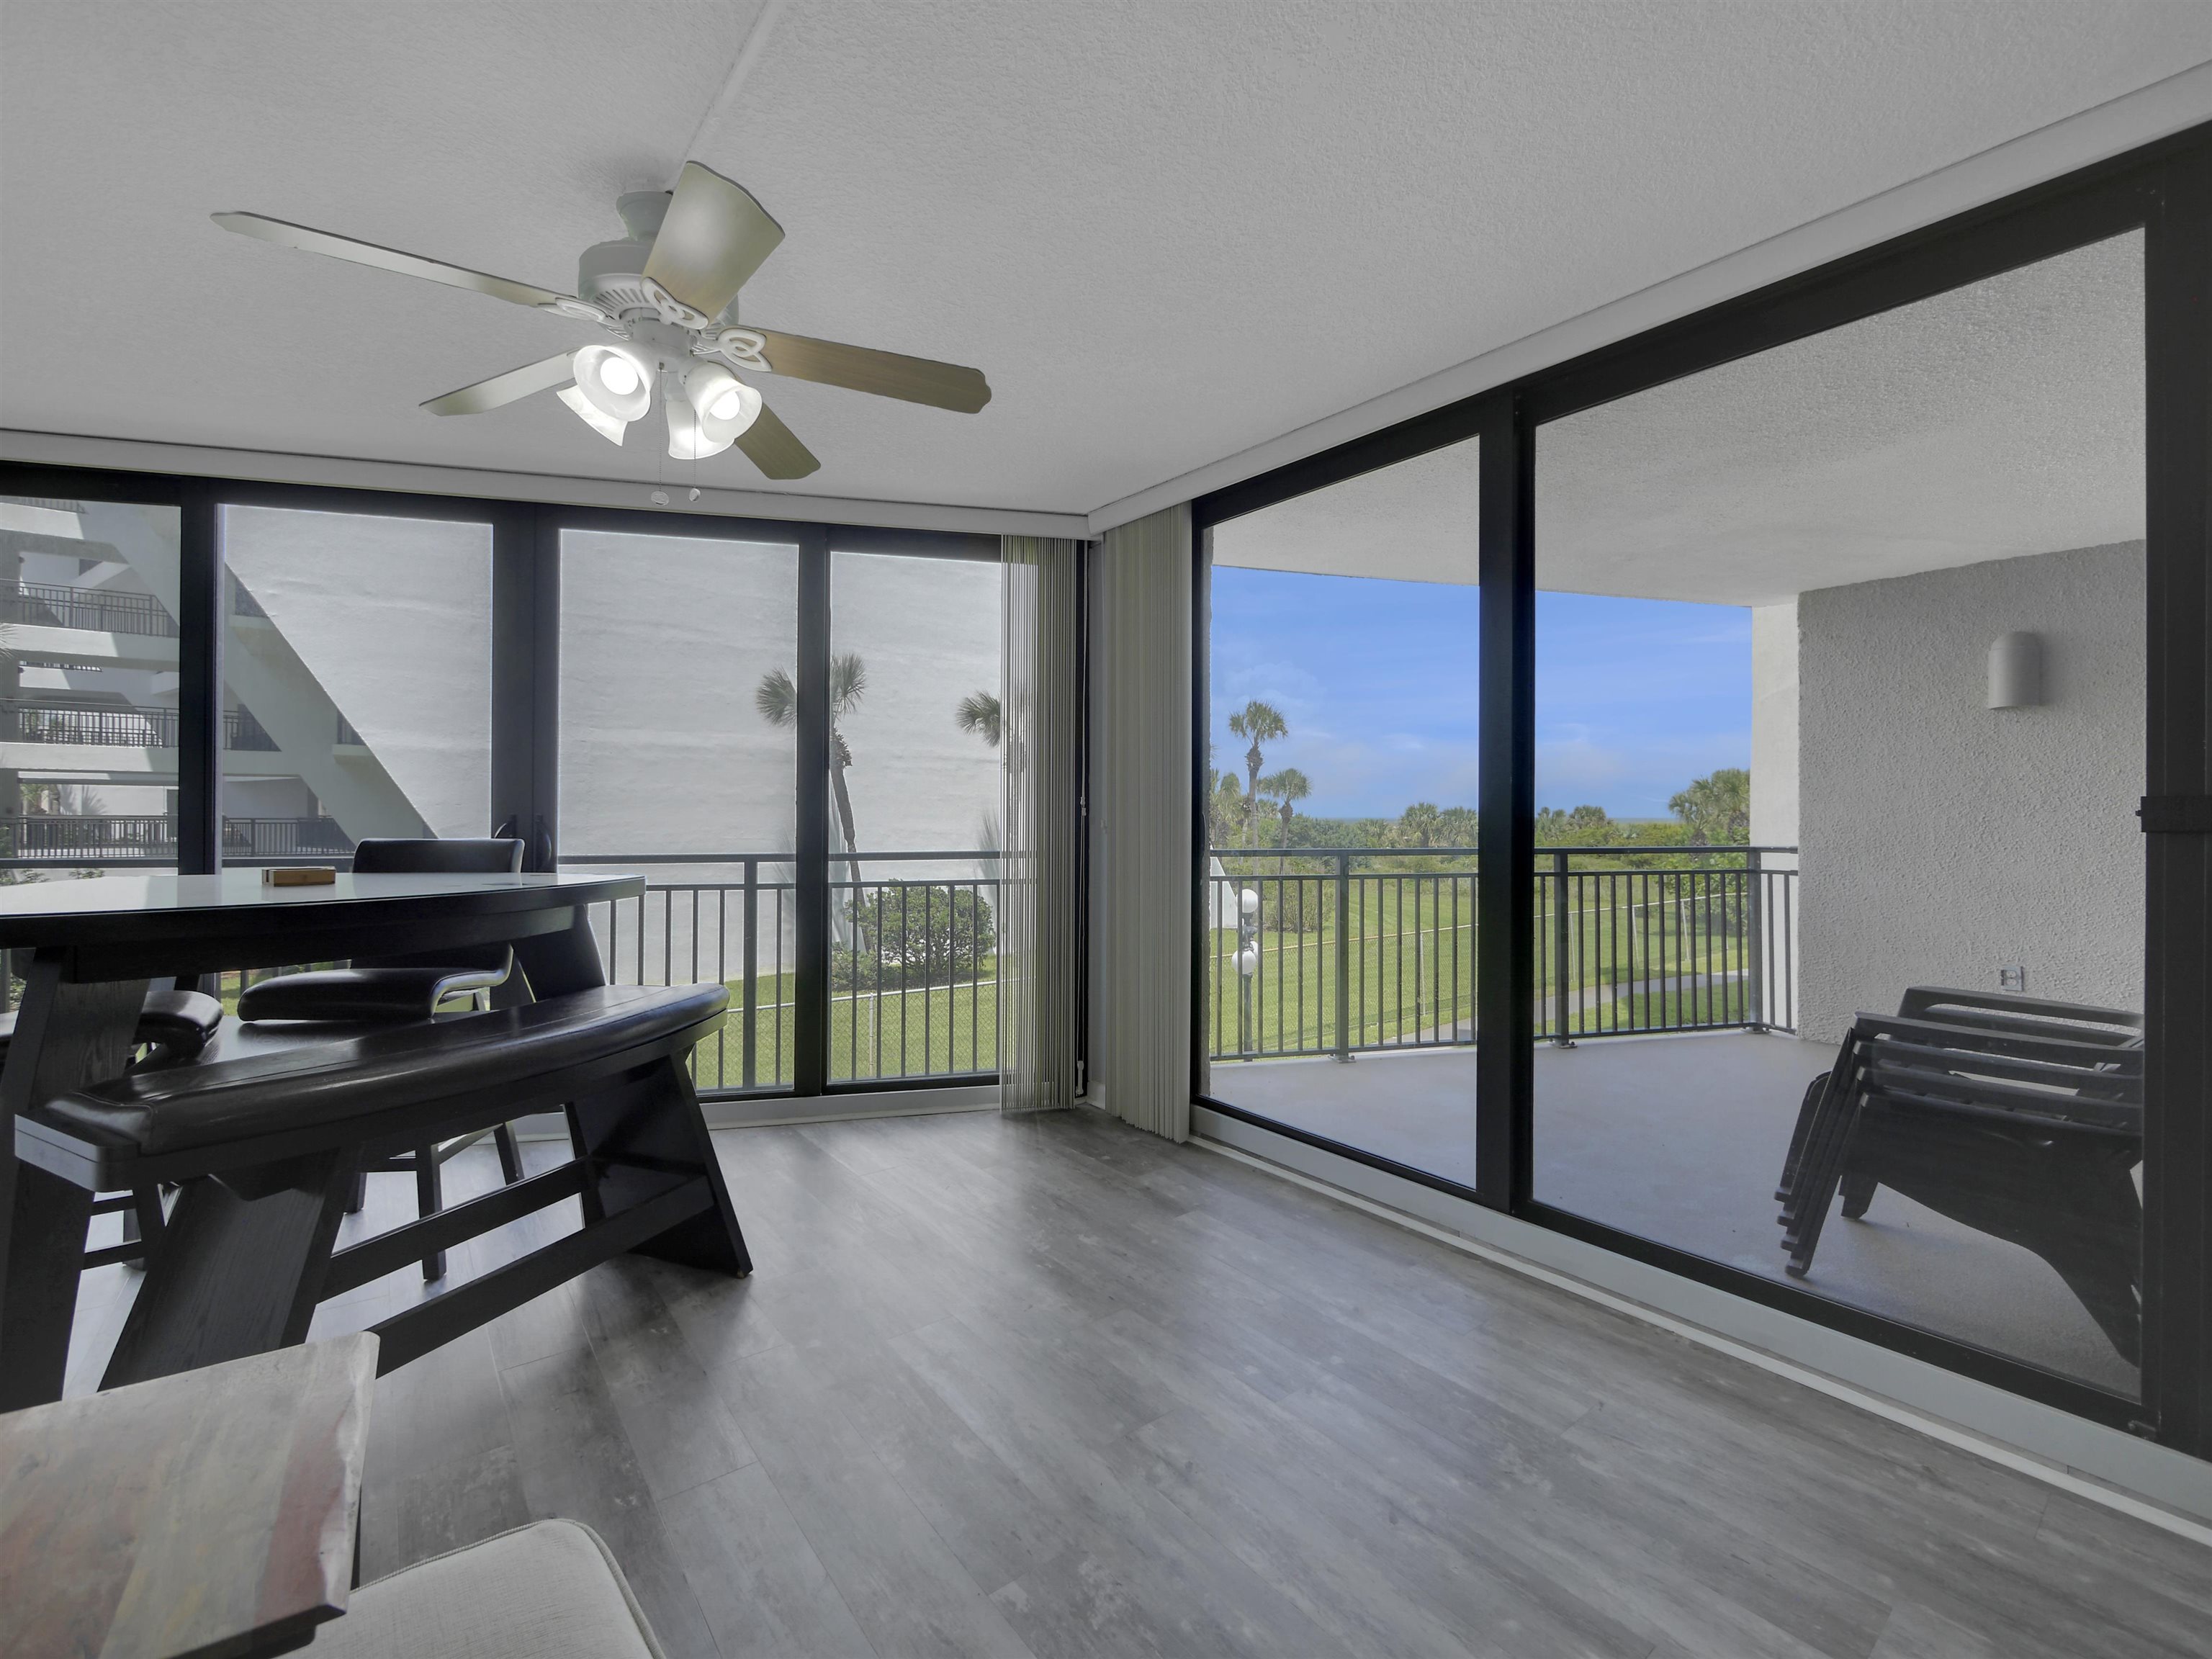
[660,969,1002,1091]
[1206,873,1755,1056]
[205,963,1000,1094]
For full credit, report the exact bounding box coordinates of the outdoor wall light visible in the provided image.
[1987,631,2044,709]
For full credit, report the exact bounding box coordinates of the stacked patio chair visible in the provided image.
[1775,986,2143,1363]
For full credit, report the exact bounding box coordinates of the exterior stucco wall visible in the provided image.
[1797,540,2142,1044]
[1750,601,1799,850]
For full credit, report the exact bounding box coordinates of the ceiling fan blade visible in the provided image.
[212,212,575,310]
[641,162,784,319]
[747,329,991,413]
[733,400,820,480]
[421,353,577,416]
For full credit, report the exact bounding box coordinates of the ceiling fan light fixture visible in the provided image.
[665,388,734,460]
[684,361,761,444]
[598,354,641,397]
[570,343,650,423]
[557,384,627,446]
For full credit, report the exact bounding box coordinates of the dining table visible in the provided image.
[0,868,644,1411]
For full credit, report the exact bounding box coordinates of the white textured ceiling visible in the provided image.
[1217,233,2144,603]
[2,2,2207,518]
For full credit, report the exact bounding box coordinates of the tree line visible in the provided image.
[1210,697,1752,858]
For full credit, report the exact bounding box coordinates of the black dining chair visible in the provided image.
[0,984,225,1269]
[238,836,528,1279]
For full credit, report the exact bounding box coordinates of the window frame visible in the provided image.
[1190,122,2212,1451]
[0,466,1009,1105]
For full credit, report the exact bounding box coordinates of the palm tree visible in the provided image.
[1259,768,1309,851]
[954,691,1002,747]
[757,653,870,886]
[1669,768,1750,844]
[1226,699,1287,847]
[1398,801,1444,848]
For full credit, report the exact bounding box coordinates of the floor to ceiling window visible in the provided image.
[1200,435,1481,1182]
[558,526,801,1093]
[0,495,182,878]
[1179,131,2211,1451]
[1531,230,2146,1398]
[827,545,1003,1084]
[220,505,492,862]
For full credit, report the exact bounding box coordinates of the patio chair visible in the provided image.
[0,983,224,1270]
[1773,987,2140,1202]
[238,836,527,1279]
[1775,986,2143,1363]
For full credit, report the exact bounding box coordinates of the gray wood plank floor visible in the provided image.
[200,1108,2212,1656]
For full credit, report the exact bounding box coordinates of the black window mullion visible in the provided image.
[2141,152,2212,1458]
[795,526,831,1098]
[175,484,222,875]
[1475,392,1530,1213]
[491,504,558,866]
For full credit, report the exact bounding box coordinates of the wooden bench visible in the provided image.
[11,983,748,1388]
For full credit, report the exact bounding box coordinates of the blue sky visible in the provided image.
[1210,567,1751,820]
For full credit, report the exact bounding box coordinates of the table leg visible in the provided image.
[0,961,147,1409]
[511,908,607,999]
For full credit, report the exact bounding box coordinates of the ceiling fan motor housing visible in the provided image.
[575,238,659,329]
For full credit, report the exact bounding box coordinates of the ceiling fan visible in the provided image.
[213,161,991,481]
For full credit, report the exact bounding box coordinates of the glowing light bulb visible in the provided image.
[709,387,744,421]
[598,355,641,397]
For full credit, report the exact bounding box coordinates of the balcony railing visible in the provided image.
[0,814,354,862]
[1,581,179,639]
[1208,845,1797,1063]
[222,816,354,858]
[0,700,281,752]
[560,851,1002,1095]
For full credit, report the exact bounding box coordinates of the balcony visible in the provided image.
[1,580,179,638]
[0,813,356,862]
[1204,843,2135,1395]
[0,699,281,753]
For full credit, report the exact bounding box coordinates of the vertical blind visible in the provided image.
[999,535,1082,1112]
[1089,505,1193,1141]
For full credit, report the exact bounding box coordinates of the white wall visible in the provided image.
[1750,601,1799,850]
[1797,540,2143,1043]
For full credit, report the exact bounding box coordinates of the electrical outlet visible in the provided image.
[1998,966,2027,992]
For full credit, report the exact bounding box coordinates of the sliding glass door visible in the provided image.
[827,546,1003,1084]
[558,526,801,1093]
[1199,434,1481,1183]
[1532,232,2147,1401]
[1188,133,2212,1450]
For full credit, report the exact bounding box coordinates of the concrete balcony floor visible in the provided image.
[1207,1029,2138,1395]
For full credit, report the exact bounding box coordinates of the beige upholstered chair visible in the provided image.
[313,1520,665,1659]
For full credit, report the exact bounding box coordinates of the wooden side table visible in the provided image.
[0,1333,377,1659]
